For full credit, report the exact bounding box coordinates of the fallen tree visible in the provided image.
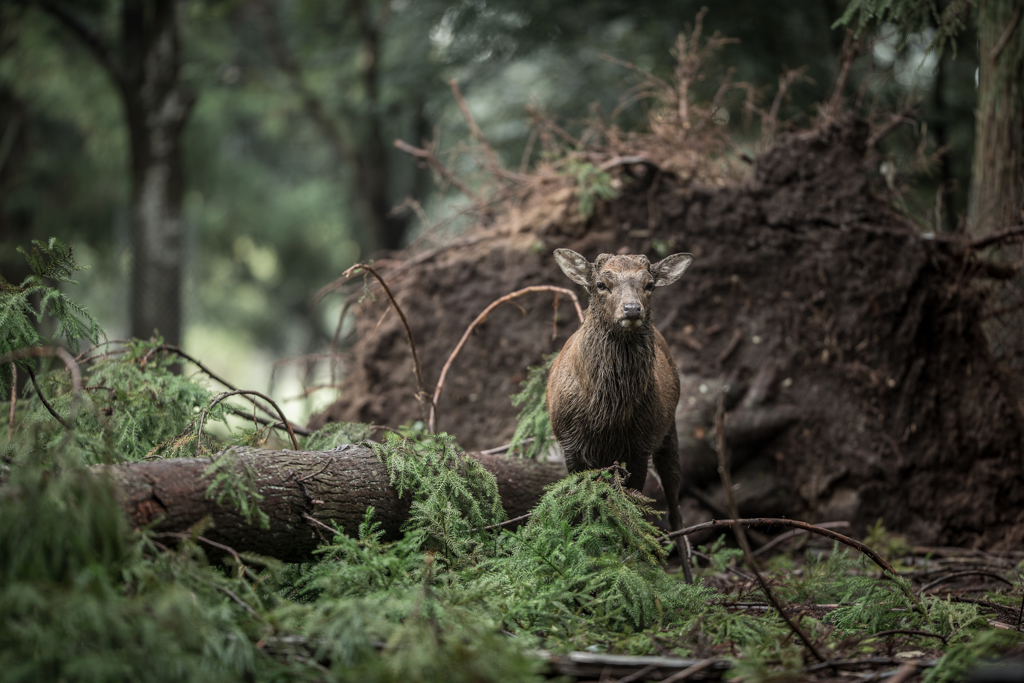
[107,445,566,563]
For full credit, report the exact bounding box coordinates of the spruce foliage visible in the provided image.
[2,239,1019,681]
[508,352,557,459]
[0,237,102,394]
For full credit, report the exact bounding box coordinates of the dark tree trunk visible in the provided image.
[121,0,193,345]
[39,0,193,347]
[969,0,1024,238]
[107,446,566,563]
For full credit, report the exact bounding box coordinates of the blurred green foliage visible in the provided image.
[0,0,980,381]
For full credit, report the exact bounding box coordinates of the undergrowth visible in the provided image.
[3,242,1021,681]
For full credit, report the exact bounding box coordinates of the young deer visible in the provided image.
[546,249,693,532]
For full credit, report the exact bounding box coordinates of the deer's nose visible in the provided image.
[623,303,642,319]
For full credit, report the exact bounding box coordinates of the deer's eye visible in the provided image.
[596,282,608,291]
[645,282,655,292]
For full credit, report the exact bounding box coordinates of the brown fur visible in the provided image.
[546,249,693,531]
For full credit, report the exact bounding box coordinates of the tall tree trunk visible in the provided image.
[121,0,193,345]
[39,0,194,347]
[969,0,1024,238]
[352,0,408,253]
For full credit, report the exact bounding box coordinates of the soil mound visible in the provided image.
[313,116,1024,548]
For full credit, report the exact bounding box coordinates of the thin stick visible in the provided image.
[343,262,432,424]
[990,5,1022,62]
[227,407,312,437]
[664,517,898,577]
[394,139,484,204]
[851,629,947,645]
[1,346,82,428]
[302,512,340,538]
[448,79,523,183]
[714,390,826,663]
[196,389,299,457]
[428,285,584,433]
[7,364,16,440]
[481,513,532,531]
[141,344,310,436]
[753,521,851,557]
[918,570,1014,594]
[662,657,720,682]
[969,224,1024,250]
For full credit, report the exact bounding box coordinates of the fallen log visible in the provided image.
[108,445,566,563]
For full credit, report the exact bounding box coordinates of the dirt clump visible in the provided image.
[312,116,1024,549]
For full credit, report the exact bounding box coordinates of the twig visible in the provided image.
[990,5,1023,62]
[227,407,312,437]
[302,512,340,539]
[664,517,899,577]
[852,629,947,646]
[448,79,524,183]
[218,585,266,623]
[617,663,657,683]
[196,389,299,457]
[141,343,310,436]
[753,521,851,556]
[37,0,123,84]
[481,513,532,531]
[805,657,937,674]
[26,367,69,430]
[394,139,484,204]
[343,262,432,424]
[152,531,244,566]
[428,285,584,433]
[715,329,742,366]
[0,346,82,428]
[662,657,720,682]
[867,113,914,149]
[888,660,921,683]
[969,225,1024,250]
[918,569,1014,594]
[713,390,826,663]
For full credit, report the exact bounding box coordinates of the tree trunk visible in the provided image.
[38,0,194,347]
[108,445,566,563]
[969,0,1024,238]
[121,0,193,346]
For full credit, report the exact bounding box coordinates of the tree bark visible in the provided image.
[39,0,194,347]
[121,0,193,346]
[969,0,1024,238]
[107,445,566,563]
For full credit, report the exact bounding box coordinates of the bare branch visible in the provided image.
[37,1,122,84]
[713,390,826,663]
[394,138,484,204]
[428,286,584,433]
[342,262,432,424]
[196,389,300,456]
[0,346,82,428]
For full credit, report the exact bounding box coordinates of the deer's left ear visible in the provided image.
[652,253,693,287]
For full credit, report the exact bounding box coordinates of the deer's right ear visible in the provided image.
[554,249,591,287]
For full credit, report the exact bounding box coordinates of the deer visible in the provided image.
[546,248,693,535]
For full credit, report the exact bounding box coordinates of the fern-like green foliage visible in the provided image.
[508,353,557,459]
[0,237,102,395]
[204,448,271,529]
[372,431,505,568]
[303,421,375,450]
[565,159,618,219]
[14,339,228,464]
[832,0,972,56]
[480,468,712,633]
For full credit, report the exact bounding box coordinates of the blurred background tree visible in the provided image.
[0,0,985,422]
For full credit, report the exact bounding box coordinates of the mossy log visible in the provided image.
[107,445,566,563]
